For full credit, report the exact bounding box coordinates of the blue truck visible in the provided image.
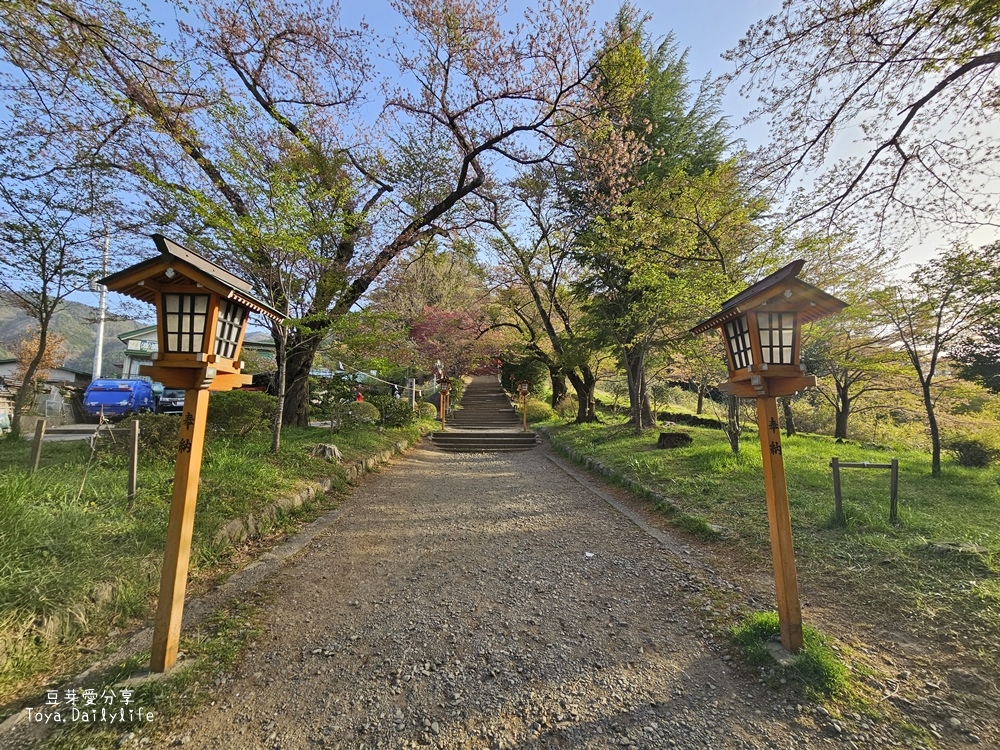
[82,379,157,420]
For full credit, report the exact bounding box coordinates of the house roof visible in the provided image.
[0,358,91,378]
[118,325,158,341]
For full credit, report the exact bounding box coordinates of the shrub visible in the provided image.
[658,410,723,430]
[134,412,183,461]
[554,395,578,418]
[945,437,1000,468]
[367,394,416,428]
[525,399,555,422]
[445,377,465,404]
[208,390,277,437]
[93,413,183,464]
[418,402,438,419]
[345,400,380,426]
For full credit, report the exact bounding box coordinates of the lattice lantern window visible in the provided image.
[214,298,248,360]
[724,315,754,370]
[756,311,796,366]
[163,293,210,354]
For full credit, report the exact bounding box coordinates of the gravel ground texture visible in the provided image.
[147,441,936,750]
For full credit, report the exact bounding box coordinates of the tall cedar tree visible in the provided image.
[566,5,731,430]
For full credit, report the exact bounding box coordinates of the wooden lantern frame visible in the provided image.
[101,234,283,390]
[692,260,847,398]
[691,260,846,652]
[100,235,284,673]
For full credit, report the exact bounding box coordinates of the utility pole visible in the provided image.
[91,230,109,380]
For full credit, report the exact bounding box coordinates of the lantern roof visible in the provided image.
[690,259,847,335]
[100,234,285,322]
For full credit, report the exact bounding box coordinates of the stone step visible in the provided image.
[428,375,537,453]
[430,432,537,453]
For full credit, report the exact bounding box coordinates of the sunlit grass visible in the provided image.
[0,418,429,706]
[548,419,1000,647]
[730,611,849,698]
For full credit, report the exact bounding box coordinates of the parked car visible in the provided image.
[158,388,186,414]
[82,379,156,419]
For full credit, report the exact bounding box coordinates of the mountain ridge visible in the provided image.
[0,293,143,376]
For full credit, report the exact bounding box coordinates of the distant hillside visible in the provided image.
[0,293,143,376]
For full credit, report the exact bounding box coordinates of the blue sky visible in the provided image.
[336,0,780,143]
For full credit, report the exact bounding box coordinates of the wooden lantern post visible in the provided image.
[691,260,847,653]
[517,381,530,431]
[439,381,451,430]
[100,235,285,672]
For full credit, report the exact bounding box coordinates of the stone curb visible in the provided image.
[535,426,682,514]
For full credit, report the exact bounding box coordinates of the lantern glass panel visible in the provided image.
[724,316,754,369]
[214,298,247,359]
[163,293,210,353]
[756,311,796,365]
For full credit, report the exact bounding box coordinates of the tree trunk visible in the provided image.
[922,382,942,477]
[270,328,288,453]
[549,367,567,409]
[7,328,50,441]
[780,397,797,437]
[566,367,599,423]
[834,406,850,441]
[833,381,850,440]
[725,395,741,454]
[281,330,324,428]
[696,378,706,415]
[624,347,655,432]
[640,370,656,426]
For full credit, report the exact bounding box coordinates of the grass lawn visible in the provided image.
[544,419,1000,662]
[0,419,429,708]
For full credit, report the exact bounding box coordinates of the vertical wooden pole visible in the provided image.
[127,419,140,506]
[755,396,804,653]
[522,394,527,431]
[889,458,899,524]
[831,457,843,523]
[30,419,46,472]
[150,388,209,673]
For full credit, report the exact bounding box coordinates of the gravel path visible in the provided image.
[168,442,887,750]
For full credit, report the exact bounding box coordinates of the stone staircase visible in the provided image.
[430,376,537,453]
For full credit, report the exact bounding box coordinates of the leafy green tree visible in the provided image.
[367,238,489,323]
[574,164,763,431]
[562,5,759,431]
[951,321,1000,394]
[488,165,605,422]
[667,335,728,415]
[0,166,114,439]
[874,242,1000,476]
[801,302,907,441]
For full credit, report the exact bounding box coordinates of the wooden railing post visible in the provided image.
[30,419,46,473]
[831,457,843,523]
[127,419,140,507]
[889,458,899,524]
